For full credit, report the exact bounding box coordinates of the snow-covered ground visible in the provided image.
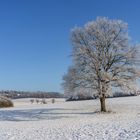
[0,96,140,140]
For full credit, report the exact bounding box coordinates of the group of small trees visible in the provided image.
[30,98,55,104]
[63,17,140,112]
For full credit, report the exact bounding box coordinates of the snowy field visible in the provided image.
[0,96,140,140]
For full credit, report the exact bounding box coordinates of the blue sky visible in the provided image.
[0,0,140,92]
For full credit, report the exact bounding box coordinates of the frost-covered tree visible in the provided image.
[63,17,140,112]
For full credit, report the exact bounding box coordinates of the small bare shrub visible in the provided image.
[52,98,55,103]
[36,98,39,104]
[41,99,47,104]
[30,99,34,104]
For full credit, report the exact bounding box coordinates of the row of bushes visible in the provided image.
[66,92,138,101]
[30,98,55,104]
[0,96,14,108]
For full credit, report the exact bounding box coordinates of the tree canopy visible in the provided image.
[63,17,140,111]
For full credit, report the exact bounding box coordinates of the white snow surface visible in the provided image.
[0,96,140,140]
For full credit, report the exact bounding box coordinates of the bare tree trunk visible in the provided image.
[100,94,106,112]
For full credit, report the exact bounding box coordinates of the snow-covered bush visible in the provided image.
[0,96,14,108]
[66,89,97,101]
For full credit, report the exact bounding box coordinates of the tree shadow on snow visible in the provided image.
[0,108,96,121]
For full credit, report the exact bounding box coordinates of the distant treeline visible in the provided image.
[0,90,64,99]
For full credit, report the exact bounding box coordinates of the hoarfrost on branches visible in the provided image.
[63,17,140,111]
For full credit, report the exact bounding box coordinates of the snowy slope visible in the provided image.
[0,96,140,140]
